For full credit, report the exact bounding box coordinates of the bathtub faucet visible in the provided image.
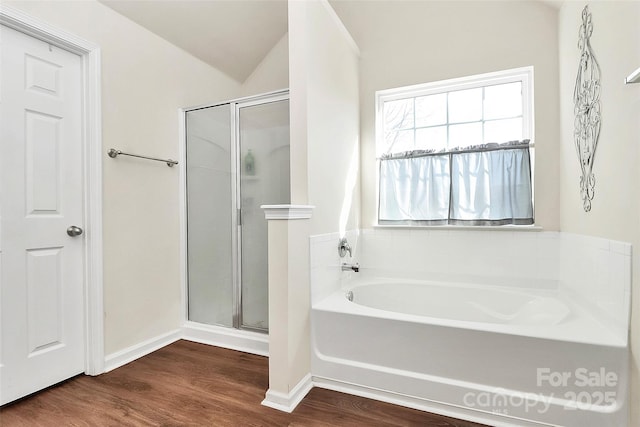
[341,262,360,273]
[338,237,352,258]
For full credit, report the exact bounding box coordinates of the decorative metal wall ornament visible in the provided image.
[573,5,602,212]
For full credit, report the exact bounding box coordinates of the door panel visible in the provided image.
[25,54,62,96]
[0,24,84,405]
[26,110,62,214]
[26,247,63,355]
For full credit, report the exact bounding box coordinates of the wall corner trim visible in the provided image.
[261,204,315,220]
[261,374,313,413]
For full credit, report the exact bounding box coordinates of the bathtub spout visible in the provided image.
[341,262,360,272]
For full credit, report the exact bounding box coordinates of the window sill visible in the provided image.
[373,224,543,232]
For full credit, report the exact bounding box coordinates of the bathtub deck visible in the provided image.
[0,340,487,427]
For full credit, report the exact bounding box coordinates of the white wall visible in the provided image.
[240,33,289,97]
[302,2,360,236]
[331,0,560,230]
[5,0,241,355]
[558,2,640,425]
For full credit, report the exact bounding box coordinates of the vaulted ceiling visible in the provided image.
[99,0,561,84]
[99,0,288,83]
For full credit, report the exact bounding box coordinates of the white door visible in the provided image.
[0,24,85,405]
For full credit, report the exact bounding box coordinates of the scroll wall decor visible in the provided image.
[574,5,602,212]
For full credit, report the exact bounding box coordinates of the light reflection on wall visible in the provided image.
[339,141,360,238]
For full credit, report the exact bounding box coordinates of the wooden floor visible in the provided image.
[1,340,487,426]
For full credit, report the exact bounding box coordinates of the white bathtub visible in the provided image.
[311,277,629,427]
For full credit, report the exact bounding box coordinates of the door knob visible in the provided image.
[66,226,83,237]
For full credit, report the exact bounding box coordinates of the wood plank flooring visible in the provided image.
[0,340,488,426]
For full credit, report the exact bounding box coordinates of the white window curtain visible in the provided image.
[379,155,450,224]
[379,143,533,225]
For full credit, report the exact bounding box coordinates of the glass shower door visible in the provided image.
[185,105,234,327]
[238,99,290,331]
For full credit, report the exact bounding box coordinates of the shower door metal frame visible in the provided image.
[181,89,289,334]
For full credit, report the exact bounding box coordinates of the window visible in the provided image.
[376,67,534,226]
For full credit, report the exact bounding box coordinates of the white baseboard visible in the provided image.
[182,322,268,357]
[312,376,550,427]
[104,329,181,373]
[102,323,268,374]
[262,374,313,413]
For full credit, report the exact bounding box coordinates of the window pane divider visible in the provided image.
[412,116,523,132]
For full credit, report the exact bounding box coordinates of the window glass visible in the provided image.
[415,93,447,127]
[448,88,482,123]
[385,129,414,153]
[484,82,522,120]
[383,98,414,131]
[416,126,447,151]
[484,118,523,143]
[381,79,526,152]
[449,122,483,148]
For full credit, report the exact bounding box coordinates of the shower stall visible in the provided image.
[183,91,289,335]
